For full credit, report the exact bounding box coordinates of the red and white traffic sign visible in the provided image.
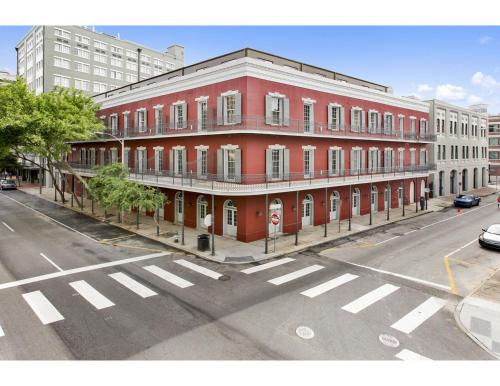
[271,213,280,226]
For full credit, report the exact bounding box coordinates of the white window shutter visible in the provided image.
[309,104,314,130]
[327,105,333,130]
[361,111,365,132]
[350,148,355,173]
[361,150,366,174]
[234,148,242,182]
[283,148,290,180]
[377,113,382,131]
[143,149,148,172]
[181,103,187,128]
[217,149,223,180]
[283,97,290,126]
[135,111,139,130]
[169,105,175,129]
[350,109,355,131]
[197,103,202,130]
[265,148,272,180]
[196,149,202,178]
[144,110,148,130]
[328,148,332,176]
[182,149,187,175]
[235,93,242,124]
[217,96,223,125]
[310,150,315,177]
[340,106,345,130]
[340,149,344,175]
[169,149,173,174]
[265,95,272,125]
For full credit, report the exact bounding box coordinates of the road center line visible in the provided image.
[0,193,97,242]
[0,252,170,291]
[40,253,64,272]
[375,236,400,246]
[420,202,495,230]
[1,221,15,232]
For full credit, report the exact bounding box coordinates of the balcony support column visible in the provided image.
[402,180,405,217]
[295,190,299,246]
[348,184,352,231]
[369,181,372,226]
[415,177,418,213]
[211,194,215,256]
[181,191,185,246]
[324,187,328,237]
[386,182,390,221]
[425,176,428,210]
[265,194,269,254]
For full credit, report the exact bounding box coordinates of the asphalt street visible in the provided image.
[0,189,496,360]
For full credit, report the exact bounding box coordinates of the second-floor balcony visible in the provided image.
[60,162,435,196]
[98,115,436,143]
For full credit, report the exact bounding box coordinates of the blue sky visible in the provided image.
[1,26,500,112]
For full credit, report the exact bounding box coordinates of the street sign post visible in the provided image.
[271,213,280,252]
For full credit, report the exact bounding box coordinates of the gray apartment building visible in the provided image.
[488,114,500,180]
[16,25,184,96]
[426,99,489,197]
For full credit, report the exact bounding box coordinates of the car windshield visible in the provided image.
[487,225,500,235]
[457,195,471,199]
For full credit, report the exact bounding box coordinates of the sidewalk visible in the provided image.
[456,268,500,359]
[17,185,497,264]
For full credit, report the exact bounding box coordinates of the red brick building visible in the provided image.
[65,49,435,243]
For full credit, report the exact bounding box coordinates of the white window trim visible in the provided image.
[221,144,239,150]
[369,146,379,151]
[136,107,146,112]
[122,111,130,115]
[153,146,165,151]
[195,96,209,102]
[268,91,286,98]
[352,146,362,151]
[221,90,239,97]
[194,145,209,150]
[398,114,405,118]
[302,145,317,150]
[136,146,146,151]
[352,106,363,111]
[172,100,186,106]
[330,146,342,151]
[302,97,317,104]
[99,115,106,119]
[153,104,164,110]
[268,144,285,150]
[329,102,342,108]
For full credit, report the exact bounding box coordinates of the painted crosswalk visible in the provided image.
[143,265,194,288]
[240,258,295,274]
[69,280,115,310]
[268,265,324,285]
[0,324,4,337]
[391,296,446,334]
[300,273,359,298]
[395,349,431,360]
[108,272,157,298]
[341,284,400,314]
[22,290,64,325]
[174,259,223,280]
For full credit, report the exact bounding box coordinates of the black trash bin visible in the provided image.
[197,234,210,252]
[419,196,425,210]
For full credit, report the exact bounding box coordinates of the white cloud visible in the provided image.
[436,84,466,101]
[471,71,499,91]
[479,36,492,45]
[417,84,433,92]
[467,95,483,104]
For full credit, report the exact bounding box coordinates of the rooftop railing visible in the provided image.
[98,115,436,143]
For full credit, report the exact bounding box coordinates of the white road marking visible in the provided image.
[395,349,431,360]
[1,221,15,232]
[0,252,170,291]
[327,259,451,292]
[69,280,115,310]
[108,272,157,298]
[268,265,324,286]
[403,229,418,235]
[174,259,223,280]
[375,236,400,246]
[0,193,97,242]
[391,296,446,334]
[0,324,4,337]
[40,253,64,272]
[445,238,478,257]
[143,265,194,288]
[300,273,359,298]
[22,290,64,325]
[419,202,495,230]
[240,257,296,274]
[341,284,400,314]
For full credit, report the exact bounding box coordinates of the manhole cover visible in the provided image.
[296,326,315,340]
[378,334,400,348]
[218,275,231,281]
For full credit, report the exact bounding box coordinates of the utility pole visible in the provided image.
[348,184,352,231]
[265,194,269,254]
[386,183,390,221]
[295,191,299,246]
[211,194,215,256]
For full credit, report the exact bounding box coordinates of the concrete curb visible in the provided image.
[17,187,437,265]
[453,265,500,360]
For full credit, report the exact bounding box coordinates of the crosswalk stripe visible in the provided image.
[0,324,4,337]
[268,265,324,285]
[240,257,296,274]
[395,349,431,360]
[69,280,115,310]
[143,265,194,288]
[108,272,157,298]
[22,290,65,325]
[174,259,223,280]
[341,284,400,314]
[300,273,359,298]
[391,296,446,334]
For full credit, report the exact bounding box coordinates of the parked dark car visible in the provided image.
[0,179,17,190]
[453,194,480,208]
[479,224,500,250]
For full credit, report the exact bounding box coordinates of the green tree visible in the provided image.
[0,149,21,175]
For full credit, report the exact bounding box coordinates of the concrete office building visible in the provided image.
[488,114,500,180]
[15,25,184,96]
[426,99,489,197]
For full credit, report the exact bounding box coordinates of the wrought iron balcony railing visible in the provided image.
[99,115,436,142]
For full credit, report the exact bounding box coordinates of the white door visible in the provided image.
[224,203,237,237]
[352,190,360,216]
[330,193,339,220]
[175,193,183,224]
[197,196,208,229]
[137,150,144,173]
[302,196,313,227]
[384,188,391,210]
[371,189,378,212]
[398,187,403,207]
[269,200,283,234]
[409,181,415,203]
